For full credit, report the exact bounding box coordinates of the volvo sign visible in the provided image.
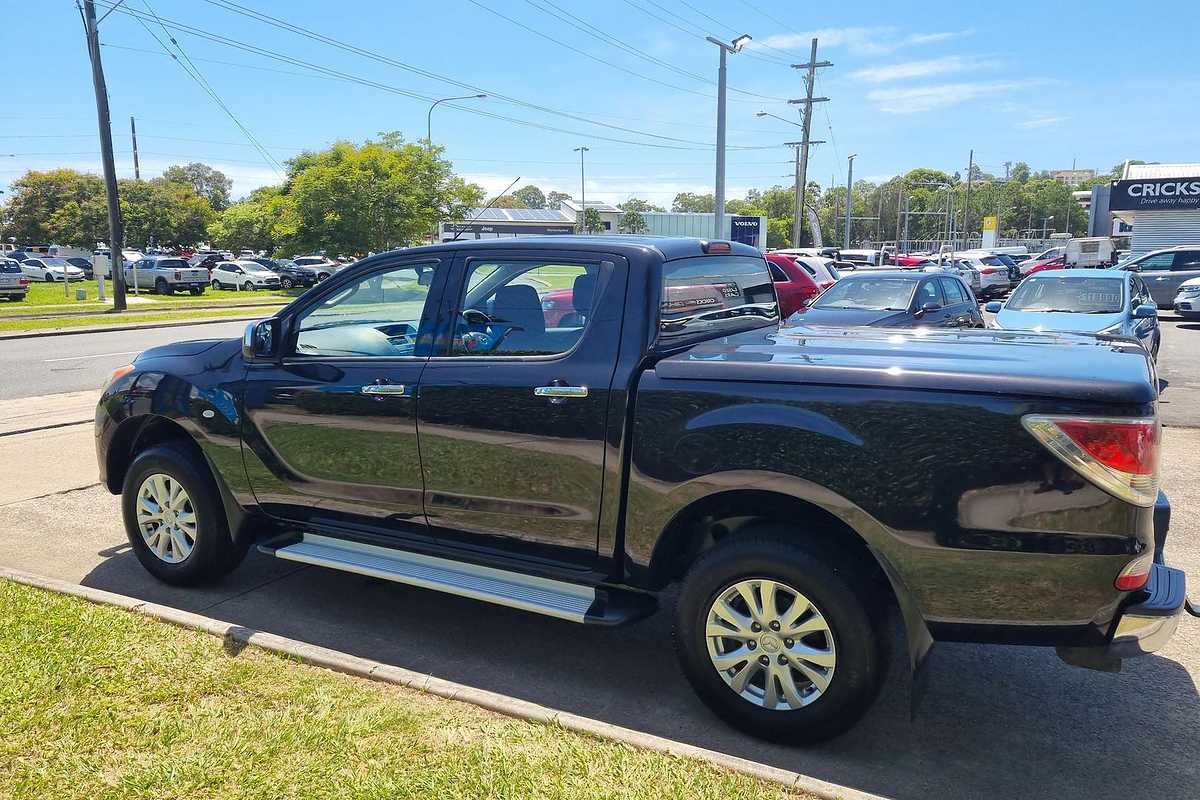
[729,215,762,246]
[1111,177,1200,211]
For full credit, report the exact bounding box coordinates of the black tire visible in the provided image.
[674,529,884,743]
[243,281,255,291]
[155,277,170,295]
[121,443,248,586]
[280,276,294,289]
[45,273,55,282]
[211,279,222,290]
[190,286,203,296]
[9,294,25,302]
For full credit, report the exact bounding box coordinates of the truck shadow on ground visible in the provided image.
[80,550,1199,800]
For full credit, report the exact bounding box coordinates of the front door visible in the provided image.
[912,277,950,326]
[241,256,447,537]
[416,250,628,568]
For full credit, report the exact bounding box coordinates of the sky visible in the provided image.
[2,0,1199,207]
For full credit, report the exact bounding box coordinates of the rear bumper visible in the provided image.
[1105,562,1187,658]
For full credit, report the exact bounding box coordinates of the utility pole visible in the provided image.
[902,195,911,250]
[708,34,751,240]
[963,149,974,250]
[844,154,857,249]
[574,146,589,233]
[895,185,905,251]
[130,116,140,180]
[785,142,802,245]
[1064,157,1075,237]
[83,0,127,311]
[788,38,831,247]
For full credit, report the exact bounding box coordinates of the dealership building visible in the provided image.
[440,199,768,249]
[1104,162,1200,256]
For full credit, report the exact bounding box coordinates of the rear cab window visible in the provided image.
[658,255,778,346]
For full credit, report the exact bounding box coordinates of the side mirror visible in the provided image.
[242,318,280,361]
[985,301,1003,313]
[1133,304,1157,319]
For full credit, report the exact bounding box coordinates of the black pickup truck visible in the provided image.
[96,236,1193,742]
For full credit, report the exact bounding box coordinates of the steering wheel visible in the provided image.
[461,308,496,325]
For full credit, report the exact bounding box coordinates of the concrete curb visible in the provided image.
[0,313,268,341]
[1,565,880,800]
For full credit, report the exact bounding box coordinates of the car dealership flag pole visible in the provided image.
[81,0,127,311]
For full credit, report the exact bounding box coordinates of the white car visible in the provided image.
[20,256,86,282]
[292,255,341,281]
[954,253,1012,298]
[791,256,841,290]
[1172,277,1200,319]
[210,260,282,291]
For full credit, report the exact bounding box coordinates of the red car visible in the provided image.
[765,253,822,317]
[894,254,935,268]
[1021,255,1067,276]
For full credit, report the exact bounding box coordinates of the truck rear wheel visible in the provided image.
[121,443,248,586]
[674,530,884,743]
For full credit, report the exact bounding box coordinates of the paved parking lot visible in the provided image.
[0,316,1196,800]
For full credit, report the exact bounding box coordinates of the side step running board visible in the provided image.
[261,533,655,626]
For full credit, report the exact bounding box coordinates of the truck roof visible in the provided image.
[397,235,762,261]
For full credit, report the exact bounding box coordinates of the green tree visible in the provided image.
[161,162,233,210]
[0,169,105,247]
[766,218,792,248]
[491,194,528,208]
[671,192,714,213]
[546,190,572,210]
[120,178,215,249]
[1009,162,1031,183]
[278,133,483,255]
[207,193,279,254]
[578,207,604,234]
[513,185,547,209]
[617,197,663,213]
[617,209,648,234]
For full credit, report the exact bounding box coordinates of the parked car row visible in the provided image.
[0,257,30,301]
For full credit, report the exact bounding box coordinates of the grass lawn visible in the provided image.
[0,306,272,333]
[0,581,802,799]
[0,280,300,315]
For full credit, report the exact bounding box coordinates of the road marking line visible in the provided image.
[42,351,140,363]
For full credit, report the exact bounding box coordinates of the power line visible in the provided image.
[195,0,749,147]
[98,2,781,152]
[672,0,805,63]
[522,0,785,101]
[93,3,745,151]
[131,0,283,174]
[618,0,792,66]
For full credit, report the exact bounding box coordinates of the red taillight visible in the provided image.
[703,241,732,254]
[1022,416,1160,506]
[1114,551,1153,592]
[979,267,999,275]
[1055,419,1158,475]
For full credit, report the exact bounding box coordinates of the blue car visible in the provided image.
[986,269,1160,359]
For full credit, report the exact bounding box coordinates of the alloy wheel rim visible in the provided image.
[136,473,197,564]
[705,578,836,710]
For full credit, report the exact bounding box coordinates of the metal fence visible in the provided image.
[862,238,1061,254]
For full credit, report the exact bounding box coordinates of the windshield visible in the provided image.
[811,277,916,311]
[824,260,841,280]
[1004,276,1125,313]
[0,260,19,273]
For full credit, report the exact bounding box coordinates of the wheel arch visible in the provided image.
[643,479,934,678]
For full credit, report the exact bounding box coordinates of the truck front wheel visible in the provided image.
[674,531,884,743]
[121,443,248,586]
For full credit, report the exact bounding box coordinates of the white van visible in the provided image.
[1065,237,1116,268]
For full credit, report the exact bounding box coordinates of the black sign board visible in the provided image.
[729,215,761,245]
[445,222,575,235]
[1110,177,1200,211]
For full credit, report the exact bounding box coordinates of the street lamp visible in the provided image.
[844,154,857,249]
[1042,215,1054,239]
[708,33,751,240]
[426,94,486,243]
[574,146,589,233]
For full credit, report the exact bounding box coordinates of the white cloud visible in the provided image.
[849,55,998,83]
[866,80,1045,114]
[751,27,974,56]
[1016,115,1068,129]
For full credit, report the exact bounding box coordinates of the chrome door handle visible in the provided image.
[534,385,588,399]
[361,383,408,396]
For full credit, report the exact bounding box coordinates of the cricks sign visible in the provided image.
[1110,177,1200,210]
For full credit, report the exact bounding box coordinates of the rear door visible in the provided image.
[415,249,628,568]
[937,277,975,326]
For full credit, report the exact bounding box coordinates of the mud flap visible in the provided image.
[871,549,936,720]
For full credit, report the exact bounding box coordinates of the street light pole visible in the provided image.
[708,34,751,240]
[1043,216,1054,239]
[574,146,589,232]
[426,94,486,243]
[844,154,857,249]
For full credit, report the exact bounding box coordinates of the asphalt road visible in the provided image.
[0,320,250,401]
